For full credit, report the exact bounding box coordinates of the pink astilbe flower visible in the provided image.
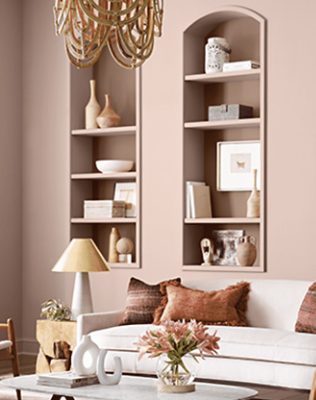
[135,319,220,363]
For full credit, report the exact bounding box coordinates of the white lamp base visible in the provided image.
[71,272,93,320]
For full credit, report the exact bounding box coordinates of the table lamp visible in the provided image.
[52,238,110,320]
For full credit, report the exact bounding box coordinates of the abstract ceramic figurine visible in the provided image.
[116,237,134,263]
[72,335,99,375]
[200,238,213,266]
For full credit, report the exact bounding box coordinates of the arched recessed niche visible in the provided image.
[182,7,266,272]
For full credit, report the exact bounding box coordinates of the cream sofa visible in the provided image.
[77,279,315,390]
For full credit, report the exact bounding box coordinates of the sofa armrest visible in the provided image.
[77,310,124,342]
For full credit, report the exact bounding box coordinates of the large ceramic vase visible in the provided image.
[96,94,121,128]
[247,169,260,218]
[85,80,101,129]
[156,354,198,393]
[237,236,257,266]
[72,335,99,375]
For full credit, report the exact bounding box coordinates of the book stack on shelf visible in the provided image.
[37,371,98,388]
[223,60,260,72]
[186,181,212,219]
[84,200,126,219]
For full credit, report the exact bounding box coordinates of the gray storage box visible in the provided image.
[208,104,253,121]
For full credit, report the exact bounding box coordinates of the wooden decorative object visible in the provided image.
[36,320,77,373]
[310,372,316,400]
[247,169,260,218]
[109,227,121,263]
[97,95,121,128]
[85,80,101,129]
[157,383,195,393]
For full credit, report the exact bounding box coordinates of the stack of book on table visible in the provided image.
[37,371,99,388]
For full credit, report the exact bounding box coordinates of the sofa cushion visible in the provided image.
[120,277,181,325]
[296,282,316,333]
[89,324,316,367]
[156,282,250,326]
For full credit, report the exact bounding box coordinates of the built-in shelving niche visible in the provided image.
[70,51,141,269]
[182,7,266,272]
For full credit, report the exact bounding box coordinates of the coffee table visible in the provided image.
[1,375,258,400]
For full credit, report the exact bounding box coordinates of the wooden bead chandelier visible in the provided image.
[53,0,163,69]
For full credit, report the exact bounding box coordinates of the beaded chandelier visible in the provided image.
[53,0,163,69]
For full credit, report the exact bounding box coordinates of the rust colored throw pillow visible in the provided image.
[156,282,250,326]
[120,277,181,325]
[296,283,316,333]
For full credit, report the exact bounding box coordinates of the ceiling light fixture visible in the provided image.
[53,0,163,69]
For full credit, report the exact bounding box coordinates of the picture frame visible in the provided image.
[114,182,137,217]
[217,140,261,191]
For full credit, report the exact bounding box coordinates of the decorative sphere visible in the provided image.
[116,238,134,254]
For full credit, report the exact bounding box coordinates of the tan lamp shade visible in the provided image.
[52,239,110,273]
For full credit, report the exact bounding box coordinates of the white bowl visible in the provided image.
[96,160,134,173]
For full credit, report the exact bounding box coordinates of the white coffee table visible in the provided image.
[1,375,258,400]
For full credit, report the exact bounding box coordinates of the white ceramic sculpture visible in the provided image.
[85,80,101,129]
[96,349,122,385]
[247,169,260,218]
[200,238,213,266]
[72,335,100,375]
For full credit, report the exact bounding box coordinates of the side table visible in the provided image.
[36,320,77,373]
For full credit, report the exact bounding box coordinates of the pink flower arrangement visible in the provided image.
[136,320,220,366]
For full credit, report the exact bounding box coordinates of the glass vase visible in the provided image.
[156,354,199,387]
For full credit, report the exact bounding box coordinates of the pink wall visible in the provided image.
[16,0,316,348]
[0,0,22,335]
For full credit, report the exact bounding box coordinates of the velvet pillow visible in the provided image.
[155,282,250,326]
[295,283,316,333]
[120,277,181,325]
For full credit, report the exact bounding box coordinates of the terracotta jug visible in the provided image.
[96,94,121,128]
[247,169,260,218]
[85,80,101,129]
[237,236,257,266]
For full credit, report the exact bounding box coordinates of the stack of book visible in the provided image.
[37,371,99,388]
[223,60,260,72]
[186,181,212,218]
[84,200,126,219]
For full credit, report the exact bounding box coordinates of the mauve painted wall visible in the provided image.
[20,0,316,347]
[0,0,22,335]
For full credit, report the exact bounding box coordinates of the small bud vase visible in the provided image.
[247,169,260,218]
[96,94,121,128]
[85,80,101,129]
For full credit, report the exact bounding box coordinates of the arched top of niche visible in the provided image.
[183,6,265,75]
[184,6,265,36]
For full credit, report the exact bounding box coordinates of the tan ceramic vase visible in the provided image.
[247,169,260,218]
[85,80,101,129]
[237,236,257,266]
[108,227,121,263]
[96,94,121,128]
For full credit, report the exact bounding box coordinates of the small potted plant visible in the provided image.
[136,320,220,392]
[40,299,71,321]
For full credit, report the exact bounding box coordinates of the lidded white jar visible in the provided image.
[205,37,231,73]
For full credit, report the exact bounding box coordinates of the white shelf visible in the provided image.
[109,263,139,269]
[184,118,261,130]
[185,218,260,224]
[182,265,263,272]
[71,172,136,180]
[72,126,137,137]
[185,69,260,83]
[71,218,136,224]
